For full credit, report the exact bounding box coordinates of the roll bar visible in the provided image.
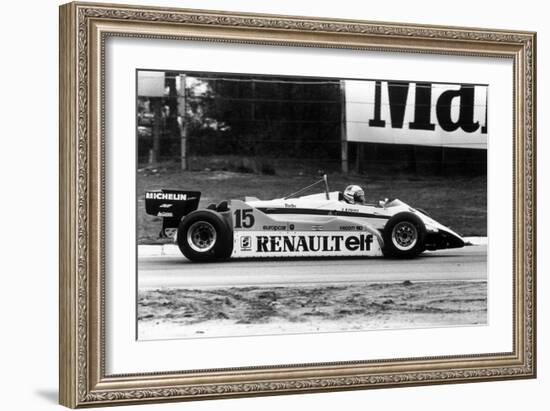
[283,174,330,200]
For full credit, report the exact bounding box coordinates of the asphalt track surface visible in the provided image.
[138,245,486,290]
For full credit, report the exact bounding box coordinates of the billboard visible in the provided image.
[137,71,166,97]
[344,80,488,149]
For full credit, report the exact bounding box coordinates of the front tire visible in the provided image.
[177,210,233,262]
[383,212,426,258]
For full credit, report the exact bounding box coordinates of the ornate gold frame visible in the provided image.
[59,1,536,408]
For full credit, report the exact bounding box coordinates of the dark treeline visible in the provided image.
[137,72,342,163]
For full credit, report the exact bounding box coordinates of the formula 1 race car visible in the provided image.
[144,176,465,261]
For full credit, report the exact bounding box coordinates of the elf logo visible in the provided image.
[256,234,373,253]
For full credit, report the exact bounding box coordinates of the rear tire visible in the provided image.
[382,212,426,258]
[177,210,233,262]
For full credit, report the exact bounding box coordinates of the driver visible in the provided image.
[343,185,366,205]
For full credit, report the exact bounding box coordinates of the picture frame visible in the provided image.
[59,1,536,408]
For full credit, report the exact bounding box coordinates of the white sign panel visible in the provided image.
[137,71,165,97]
[232,231,383,258]
[344,80,488,149]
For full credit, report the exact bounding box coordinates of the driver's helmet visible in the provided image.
[343,185,365,204]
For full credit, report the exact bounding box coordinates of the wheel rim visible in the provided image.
[391,221,418,251]
[187,221,217,252]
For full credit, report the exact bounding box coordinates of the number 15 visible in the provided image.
[234,209,255,228]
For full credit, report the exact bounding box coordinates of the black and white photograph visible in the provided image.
[136,69,488,340]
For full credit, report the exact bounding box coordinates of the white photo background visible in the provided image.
[105,36,513,375]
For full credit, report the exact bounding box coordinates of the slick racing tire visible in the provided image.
[382,212,426,258]
[177,210,233,262]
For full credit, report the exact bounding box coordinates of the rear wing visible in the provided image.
[145,189,201,236]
